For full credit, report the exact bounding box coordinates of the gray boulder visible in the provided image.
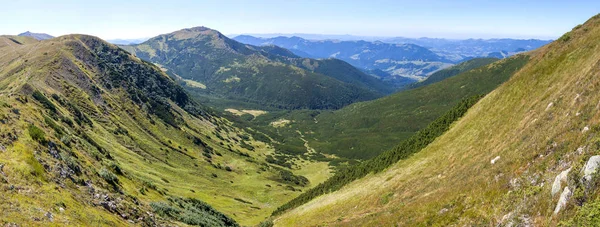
[553,187,572,215]
[582,155,600,183]
[551,168,571,196]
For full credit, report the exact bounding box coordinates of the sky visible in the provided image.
[2,0,600,40]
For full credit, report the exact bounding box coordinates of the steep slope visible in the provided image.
[18,31,54,40]
[233,35,453,82]
[121,27,387,110]
[274,14,600,226]
[0,35,327,226]
[250,55,527,160]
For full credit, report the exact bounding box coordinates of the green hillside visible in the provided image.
[274,14,600,226]
[121,27,392,110]
[0,35,331,226]
[246,55,528,160]
[408,57,500,89]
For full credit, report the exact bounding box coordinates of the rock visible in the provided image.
[438,208,449,214]
[491,156,501,164]
[576,147,585,155]
[510,178,521,189]
[59,207,65,213]
[582,155,600,183]
[554,187,572,215]
[45,212,53,222]
[501,212,513,226]
[582,126,590,133]
[552,168,571,196]
[545,102,554,111]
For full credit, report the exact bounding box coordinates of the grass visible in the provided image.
[183,79,207,89]
[0,35,330,226]
[274,14,600,226]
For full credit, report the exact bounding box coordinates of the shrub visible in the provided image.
[258,219,274,227]
[151,197,238,226]
[32,90,57,113]
[99,168,118,185]
[109,162,124,175]
[559,32,572,42]
[44,116,64,135]
[28,124,46,144]
[278,169,309,186]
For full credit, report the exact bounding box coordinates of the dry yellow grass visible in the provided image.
[184,79,207,89]
[224,108,268,117]
[275,14,600,226]
[270,119,292,128]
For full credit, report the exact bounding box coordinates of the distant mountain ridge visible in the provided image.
[107,38,149,45]
[234,35,453,83]
[18,31,53,40]
[382,37,551,61]
[234,34,551,63]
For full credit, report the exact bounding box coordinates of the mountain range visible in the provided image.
[107,38,149,45]
[121,27,395,110]
[234,35,454,83]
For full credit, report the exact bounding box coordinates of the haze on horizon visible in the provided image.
[2,0,600,40]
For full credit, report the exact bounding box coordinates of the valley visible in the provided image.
[1,2,599,227]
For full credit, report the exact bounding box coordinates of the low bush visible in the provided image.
[150,197,238,226]
[99,168,118,185]
[28,124,46,144]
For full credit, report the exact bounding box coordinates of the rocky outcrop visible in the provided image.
[554,187,572,215]
[552,168,571,196]
[582,155,600,183]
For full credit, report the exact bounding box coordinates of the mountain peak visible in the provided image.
[168,26,224,40]
[18,31,54,40]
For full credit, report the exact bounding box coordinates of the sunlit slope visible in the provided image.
[0,35,323,226]
[275,14,600,226]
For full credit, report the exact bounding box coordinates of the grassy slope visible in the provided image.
[121,27,384,110]
[0,35,330,226]
[275,14,600,226]
[407,57,499,89]
[252,55,528,160]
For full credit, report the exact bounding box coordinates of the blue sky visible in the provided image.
[2,0,599,39]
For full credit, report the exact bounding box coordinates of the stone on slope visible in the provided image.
[553,187,572,215]
[551,168,571,196]
[582,155,600,183]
